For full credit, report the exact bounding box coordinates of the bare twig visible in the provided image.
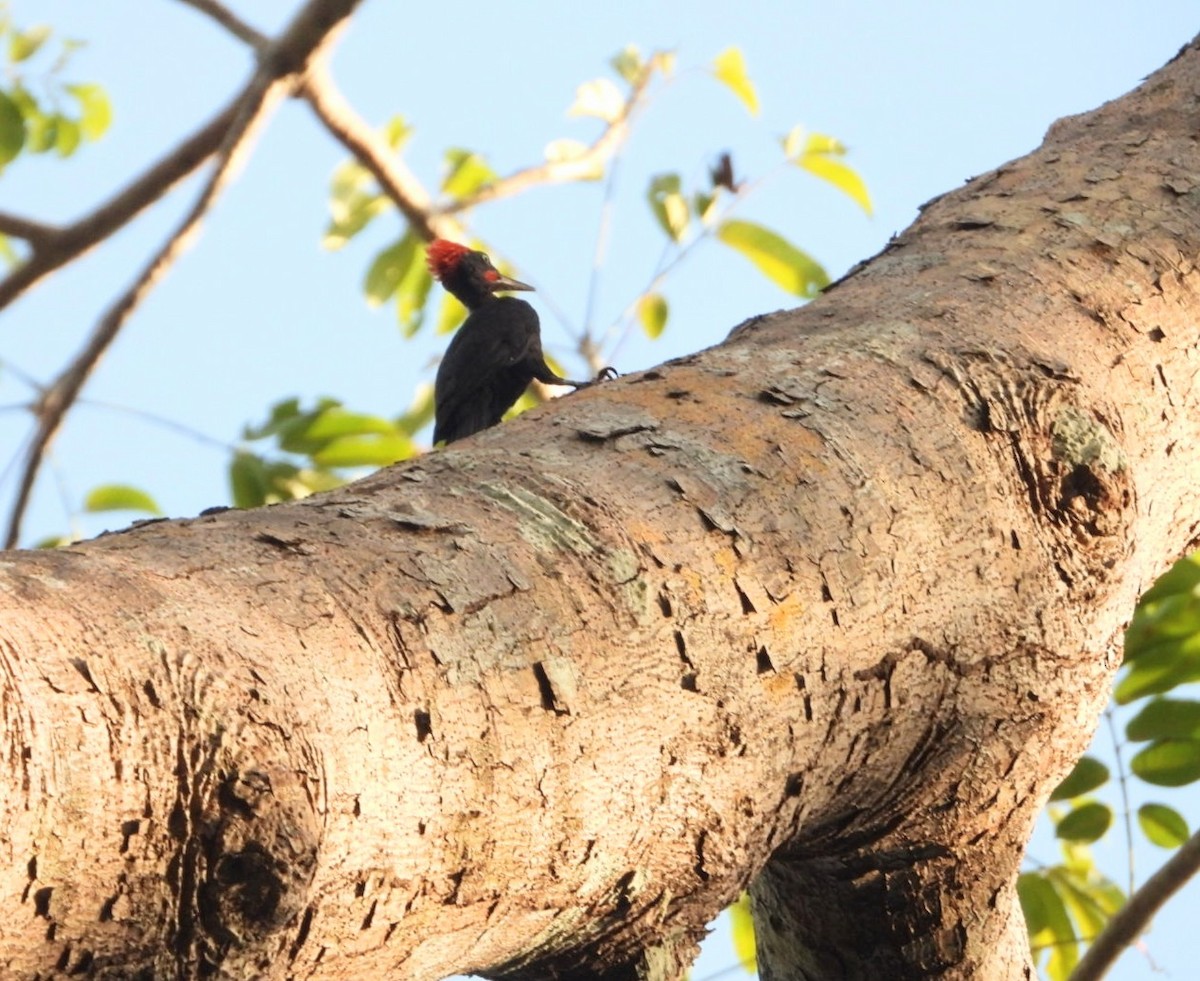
[3,0,365,547]
[176,0,267,50]
[0,99,241,311]
[299,63,454,241]
[0,212,58,245]
[436,65,657,217]
[180,0,452,243]
[1071,828,1200,981]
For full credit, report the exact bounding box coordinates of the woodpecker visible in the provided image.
[427,239,613,445]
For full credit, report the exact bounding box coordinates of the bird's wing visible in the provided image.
[433,300,542,443]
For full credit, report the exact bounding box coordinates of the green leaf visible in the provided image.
[395,248,435,337]
[364,236,418,308]
[1138,802,1190,848]
[1116,645,1200,704]
[1136,551,1200,607]
[712,47,759,116]
[797,154,873,216]
[311,433,415,468]
[647,173,689,242]
[441,147,496,199]
[229,452,269,509]
[396,382,436,437]
[66,83,112,141]
[1049,756,1109,801]
[568,78,624,123]
[1055,801,1112,843]
[303,406,396,441]
[84,484,162,516]
[0,89,25,166]
[729,893,757,973]
[436,290,467,335]
[1018,872,1077,979]
[693,191,716,223]
[610,45,644,85]
[9,24,50,63]
[716,219,829,297]
[25,110,55,154]
[637,293,668,339]
[324,187,388,250]
[381,114,411,151]
[54,115,80,157]
[1130,739,1200,786]
[1127,698,1200,742]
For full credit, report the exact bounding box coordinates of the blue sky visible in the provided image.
[3,2,1198,978]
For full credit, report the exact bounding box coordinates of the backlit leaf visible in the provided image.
[1138,802,1189,848]
[9,25,50,63]
[637,293,668,339]
[1131,739,1200,786]
[25,110,55,153]
[729,893,757,973]
[364,236,418,308]
[1126,698,1200,742]
[785,128,872,216]
[610,45,643,85]
[1054,801,1112,843]
[797,153,873,216]
[1049,755,1109,801]
[568,77,623,123]
[229,452,269,509]
[84,484,162,516]
[66,83,112,140]
[717,219,829,297]
[54,115,80,157]
[441,147,496,199]
[381,114,411,150]
[312,433,415,468]
[0,89,25,166]
[647,173,689,241]
[712,47,759,116]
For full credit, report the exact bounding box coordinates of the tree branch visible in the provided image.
[299,63,455,241]
[0,212,58,246]
[1071,828,1200,981]
[0,99,241,313]
[176,0,267,50]
[436,63,657,216]
[2,0,365,547]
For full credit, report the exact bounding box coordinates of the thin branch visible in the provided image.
[0,98,241,312]
[1071,828,1200,981]
[3,0,365,547]
[299,62,454,242]
[436,65,657,217]
[1104,707,1136,896]
[176,0,267,50]
[0,212,58,245]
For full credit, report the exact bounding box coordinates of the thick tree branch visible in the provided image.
[0,212,58,246]
[0,99,241,312]
[176,0,267,50]
[1072,829,1200,981]
[2,0,365,546]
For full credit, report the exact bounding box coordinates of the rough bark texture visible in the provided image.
[2,33,1199,981]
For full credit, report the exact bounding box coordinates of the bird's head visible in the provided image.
[426,240,534,299]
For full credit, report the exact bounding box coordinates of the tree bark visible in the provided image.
[3,33,1200,981]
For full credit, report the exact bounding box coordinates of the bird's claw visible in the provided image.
[595,366,619,381]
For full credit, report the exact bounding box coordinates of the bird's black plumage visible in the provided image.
[429,241,599,445]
